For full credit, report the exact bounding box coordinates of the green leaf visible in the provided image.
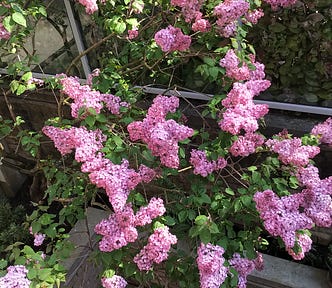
[178,210,188,223]
[199,228,211,244]
[38,268,52,281]
[225,188,235,196]
[269,23,286,33]
[12,12,26,27]
[21,72,32,81]
[2,15,14,32]
[85,115,96,127]
[209,222,219,234]
[195,215,208,226]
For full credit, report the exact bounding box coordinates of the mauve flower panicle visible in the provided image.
[171,0,204,23]
[192,18,211,32]
[134,227,177,271]
[127,95,194,168]
[219,50,250,81]
[254,190,313,249]
[311,117,332,145]
[30,228,46,247]
[101,275,127,288]
[230,133,265,157]
[266,137,320,167]
[190,149,227,177]
[42,126,75,155]
[154,26,191,52]
[219,50,268,82]
[296,165,320,188]
[77,0,98,14]
[95,205,138,252]
[134,197,166,226]
[301,188,332,227]
[229,253,258,288]
[196,243,228,288]
[128,28,139,39]
[263,0,297,9]
[245,9,264,24]
[0,17,10,40]
[60,76,127,118]
[86,68,100,86]
[214,0,249,37]
[138,164,156,183]
[0,265,31,288]
[286,233,312,260]
[88,158,141,212]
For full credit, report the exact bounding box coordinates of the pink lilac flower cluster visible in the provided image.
[254,190,314,252]
[265,137,320,167]
[128,28,139,39]
[286,233,312,260]
[189,149,227,177]
[43,126,141,212]
[263,0,297,9]
[0,265,31,288]
[29,227,46,247]
[101,275,127,288]
[230,133,265,157]
[154,26,191,52]
[213,0,250,37]
[229,253,263,288]
[86,68,100,86]
[244,9,264,24]
[218,80,270,146]
[196,243,228,288]
[219,50,266,82]
[127,95,194,168]
[76,0,98,14]
[95,198,166,252]
[59,76,128,118]
[42,126,105,162]
[171,0,203,23]
[0,17,10,40]
[311,117,332,145]
[134,226,177,271]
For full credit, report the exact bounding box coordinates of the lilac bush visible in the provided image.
[0,0,331,287]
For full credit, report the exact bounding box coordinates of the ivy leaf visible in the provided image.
[12,12,26,27]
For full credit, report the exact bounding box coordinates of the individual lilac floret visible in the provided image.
[254,190,313,249]
[286,232,312,260]
[229,253,262,288]
[196,243,228,288]
[190,149,227,177]
[266,137,320,167]
[311,117,332,145]
[154,26,191,52]
[134,227,177,270]
[0,265,31,288]
[127,95,194,168]
[101,275,127,288]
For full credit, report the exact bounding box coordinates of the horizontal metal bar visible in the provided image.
[138,86,332,116]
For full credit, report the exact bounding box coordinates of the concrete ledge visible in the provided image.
[62,207,109,288]
[248,253,329,288]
